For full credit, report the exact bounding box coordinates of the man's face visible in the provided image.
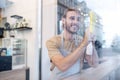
[63,11,80,34]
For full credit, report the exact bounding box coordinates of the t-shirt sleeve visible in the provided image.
[46,38,62,59]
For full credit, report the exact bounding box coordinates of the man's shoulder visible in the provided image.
[47,35,61,41]
[46,35,61,46]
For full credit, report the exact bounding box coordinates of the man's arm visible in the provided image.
[47,29,91,72]
[50,42,86,72]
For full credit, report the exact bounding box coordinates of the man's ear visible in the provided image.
[62,17,65,24]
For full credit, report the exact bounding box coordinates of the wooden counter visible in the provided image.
[63,56,120,80]
[0,68,26,80]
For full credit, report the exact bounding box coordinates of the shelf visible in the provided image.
[13,48,21,50]
[2,38,27,70]
[11,15,23,19]
[13,53,24,56]
[4,27,32,31]
[14,27,32,31]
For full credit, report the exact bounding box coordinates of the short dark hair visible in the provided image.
[62,8,80,18]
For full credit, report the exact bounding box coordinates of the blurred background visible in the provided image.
[57,0,120,58]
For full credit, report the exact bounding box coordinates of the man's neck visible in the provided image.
[63,30,74,41]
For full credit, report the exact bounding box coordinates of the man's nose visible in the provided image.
[73,19,79,24]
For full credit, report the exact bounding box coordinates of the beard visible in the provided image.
[65,22,79,34]
[65,26,77,34]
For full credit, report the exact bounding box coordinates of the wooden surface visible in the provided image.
[0,68,25,80]
[63,56,120,80]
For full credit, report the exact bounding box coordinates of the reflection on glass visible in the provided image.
[58,0,120,58]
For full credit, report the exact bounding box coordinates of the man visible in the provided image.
[46,8,98,80]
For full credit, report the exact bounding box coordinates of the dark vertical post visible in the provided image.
[26,68,30,80]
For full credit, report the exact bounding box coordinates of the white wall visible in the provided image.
[42,0,57,80]
[3,0,40,80]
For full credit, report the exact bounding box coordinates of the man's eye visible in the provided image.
[70,17,75,20]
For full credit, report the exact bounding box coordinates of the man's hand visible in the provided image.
[82,28,95,46]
